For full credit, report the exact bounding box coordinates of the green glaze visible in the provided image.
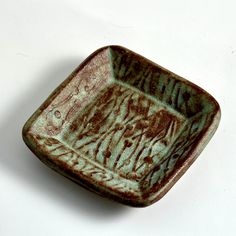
[22,46,220,207]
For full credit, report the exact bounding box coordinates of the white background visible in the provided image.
[1,0,236,235]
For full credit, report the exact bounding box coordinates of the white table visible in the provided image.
[1,0,235,235]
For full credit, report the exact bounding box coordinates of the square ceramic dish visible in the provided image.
[22,46,220,207]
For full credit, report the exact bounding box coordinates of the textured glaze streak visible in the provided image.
[110,47,216,118]
[62,83,185,180]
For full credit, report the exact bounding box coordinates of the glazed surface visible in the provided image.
[23,46,220,206]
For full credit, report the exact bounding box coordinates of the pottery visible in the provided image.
[22,45,221,207]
